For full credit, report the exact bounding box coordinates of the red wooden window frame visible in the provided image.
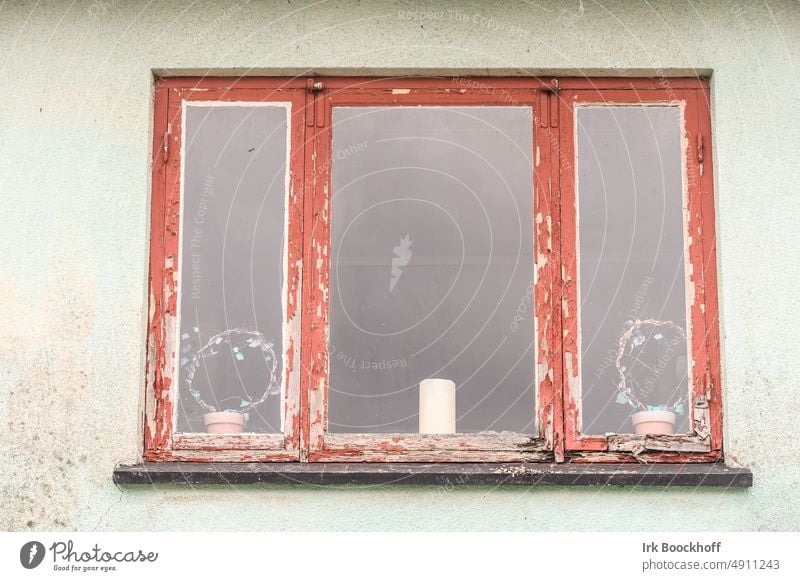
[558,85,722,463]
[145,80,308,462]
[144,76,722,464]
[304,80,556,462]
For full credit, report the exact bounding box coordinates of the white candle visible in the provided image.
[419,378,456,434]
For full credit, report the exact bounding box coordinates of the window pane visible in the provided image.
[329,106,535,434]
[577,106,690,435]
[175,104,288,434]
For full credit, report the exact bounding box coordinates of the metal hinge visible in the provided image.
[162,123,171,164]
[544,79,560,128]
[696,133,704,176]
[306,79,326,127]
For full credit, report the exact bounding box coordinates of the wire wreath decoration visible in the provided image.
[614,319,688,414]
[183,328,279,414]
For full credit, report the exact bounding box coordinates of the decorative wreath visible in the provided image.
[183,328,279,414]
[614,319,687,414]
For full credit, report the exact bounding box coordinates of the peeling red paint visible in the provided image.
[307,81,555,462]
[145,77,721,465]
[309,450,551,463]
[145,81,306,462]
[558,83,722,460]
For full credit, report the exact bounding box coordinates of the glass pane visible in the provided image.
[577,106,690,436]
[329,106,535,434]
[175,104,288,434]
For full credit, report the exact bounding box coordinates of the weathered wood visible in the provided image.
[607,434,711,453]
[153,77,709,92]
[309,450,552,463]
[566,450,721,463]
[143,82,172,457]
[559,83,722,458]
[303,92,330,458]
[114,462,752,487]
[144,77,722,465]
[145,85,307,461]
[172,434,287,451]
[142,450,300,462]
[311,85,556,461]
[696,85,724,452]
[323,433,545,452]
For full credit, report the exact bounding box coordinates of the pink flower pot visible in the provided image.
[631,410,676,435]
[203,411,245,434]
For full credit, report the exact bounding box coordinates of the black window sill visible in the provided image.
[114,462,752,487]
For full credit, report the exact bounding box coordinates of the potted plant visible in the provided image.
[614,319,687,435]
[182,328,279,434]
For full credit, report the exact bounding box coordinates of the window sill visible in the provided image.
[114,462,752,487]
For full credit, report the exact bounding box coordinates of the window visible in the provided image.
[145,77,721,464]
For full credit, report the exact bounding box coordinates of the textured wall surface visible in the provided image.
[1,0,798,531]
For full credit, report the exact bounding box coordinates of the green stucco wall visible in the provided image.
[1,0,798,531]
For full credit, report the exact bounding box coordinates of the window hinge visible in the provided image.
[306,79,326,128]
[696,133,704,176]
[704,372,713,401]
[162,123,171,164]
[545,79,560,128]
[538,91,548,128]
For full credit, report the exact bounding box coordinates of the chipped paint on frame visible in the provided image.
[558,83,723,461]
[145,77,722,464]
[307,81,557,462]
[145,81,306,462]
